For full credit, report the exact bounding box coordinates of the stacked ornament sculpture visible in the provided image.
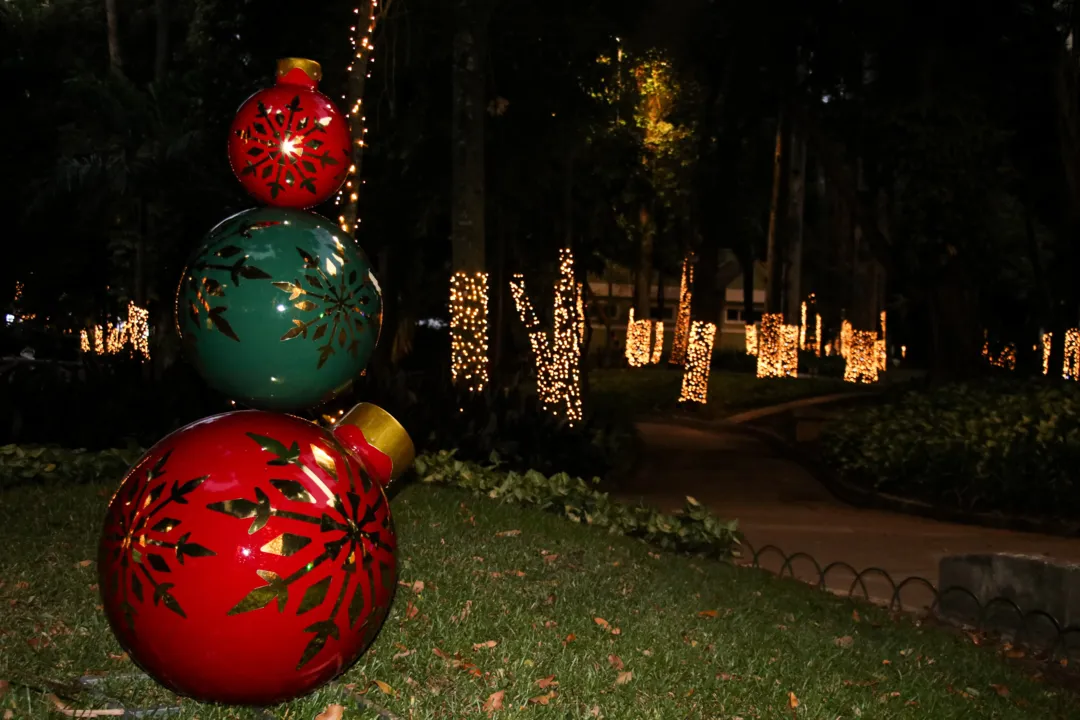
[98,59,411,707]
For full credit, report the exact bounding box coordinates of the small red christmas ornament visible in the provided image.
[98,404,414,706]
[228,58,352,209]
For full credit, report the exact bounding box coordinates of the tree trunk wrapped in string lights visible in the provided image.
[840,320,854,360]
[814,314,822,357]
[509,250,583,425]
[756,313,784,378]
[1045,329,1080,379]
[843,329,879,384]
[625,308,663,367]
[669,254,694,365]
[799,301,807,350]
[449,271,489,393]
[781,324,799,378]
[679,321,717,404]
[745,324,758,356]
[80,302,151,361]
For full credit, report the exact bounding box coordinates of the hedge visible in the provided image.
[0,444,741,560]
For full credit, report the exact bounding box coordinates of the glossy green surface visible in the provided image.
[177,207,382,411]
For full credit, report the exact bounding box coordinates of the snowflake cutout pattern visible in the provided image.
[273,246,380,369]
[235,96,340,201]
[207,432,395,670]
[183,222,276,343]
[102,451,217,630]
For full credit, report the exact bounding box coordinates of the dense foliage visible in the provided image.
[819,380,1080,521]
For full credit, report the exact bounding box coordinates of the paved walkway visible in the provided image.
[619,421,1080,611]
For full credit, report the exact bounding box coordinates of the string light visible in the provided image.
[901,345,907,359]
[78,302,151,361]
[745,323,758,356]
[576,282,586,345]
[982,331,1016,371]
[814,314,822,357]
[336,0,384,234]
[781,324,799,377]
[625,307,663,367]
[678,321,716,404]
[1042,332,1051,376]
[756,313,784,378]
[449,271,489,392]
[509,250,583,424]
[840,320,853,360]
[670,254,694,365]
[843,330,879,384]
[875,339,887,371]
[799,301,807,350]
[1067,329,1080,380]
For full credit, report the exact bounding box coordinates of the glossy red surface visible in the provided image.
[98,411,396,706]
[227,67,351,209]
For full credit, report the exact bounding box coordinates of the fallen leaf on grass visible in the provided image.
[562,634,576,646]
[392,649,415,660]
[75,560,92,569]
[483,690,505,714]
[852,610,861,623]
[544,554,559,564]
[0,680,8,699]
[589,706,602,718]
[698,610,718,618]
[615,671,633,686]
[108,652,129,662]
[315,704,345,720]
[608,655,624,670]
[374,680,394,695]
[48,695,123,717]
[990,683,1010,697]
[399,580,425,593]
[536,675,558,689]
[473,640,498,650]
[529,691,557,705]
[834,635,854,648]
[405,601,419,619]
[788,691,799,709]
[452,600,473,623]
[594,617,610,630]
[495,530,521,538]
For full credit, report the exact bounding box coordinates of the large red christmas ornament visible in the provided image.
[98,404,414,706]
[228,58,351,209]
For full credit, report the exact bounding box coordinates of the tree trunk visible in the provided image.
[105,0,124,77]
[765,112,789,314]
[449,0,488,389]
[742,253,755,323]
[634,203,655,319]
[340,0,389,237]
[783,119,806,323]
[154,0,168,84]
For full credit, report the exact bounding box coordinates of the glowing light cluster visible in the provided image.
[336,0,382,235]
[449,271,489,393]
[875,339,887,371]
[840,320,853,360]
[745,324,758,356]
[982,331,1016,371]
[814,314,822,357]
[79,302,151,361]
[670,254,694,365]
[756,313,784,378]
[781,324,799,377]
[1067,329,1080,380]
[843,330,879,384]
[509,251,583,424]
[626,307,663,367]
[799,301,807,350]
[678,321,716,404]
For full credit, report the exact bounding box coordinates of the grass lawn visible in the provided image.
[590,368,853,420]
[2,480,1076,719]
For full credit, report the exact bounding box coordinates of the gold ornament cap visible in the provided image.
[339,403,415,482]
[276,58,323,84]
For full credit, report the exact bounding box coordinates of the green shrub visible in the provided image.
[0,444,741,560]
[819,380,1080,519]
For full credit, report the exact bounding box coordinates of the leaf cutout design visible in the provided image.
[246,147,263,157]
[348,578,366,627]
[297,576,332,615]
[268,478,315,503]
[130,572,144,602]
[147,554,171,573]
[273,281,305,301]
[308,139,322,150]
[151,517,181,533]
[281,322,307,341]
[175,532,216,564]
[338,328,347,348]
[310,444,338,480]
[260,533,311,557]
[216,245,242,258]
[301,160,317,173]
[262,164,273,179]
[297,620,340,670]
[228,570,288,615]
[207,497,258,519]
[297,248,318,269]
[313,324,328,340]
[294,300,317,312]
[154,583,187,618]
[239,265,272,280]
[305,274,324,289]
[247,432,301,465]
[171,475,209,504]
[208,307,240,342]
[203,278,225,297]
[317,344,335,369]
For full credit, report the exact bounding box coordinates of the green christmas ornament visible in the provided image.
[177,207,382,411]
